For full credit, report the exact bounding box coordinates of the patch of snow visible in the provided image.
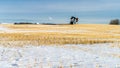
[0,43,120,68]
[0,26,15,33]
[0,26,9,31]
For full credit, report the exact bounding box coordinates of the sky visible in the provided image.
[0,0,120,24]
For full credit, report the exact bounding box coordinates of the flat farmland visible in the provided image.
[0,24,120,68]
[0,24,120,47]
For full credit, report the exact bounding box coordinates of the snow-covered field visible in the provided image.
[0,24,120,68]
[0,43,120,68]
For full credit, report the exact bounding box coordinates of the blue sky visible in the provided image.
[0,0,120,23]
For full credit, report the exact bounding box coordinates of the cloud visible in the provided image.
[79,18,108,24]
[0,0,120,13]
[48,17,53,20]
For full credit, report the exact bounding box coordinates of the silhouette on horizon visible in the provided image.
[70,16,79,25]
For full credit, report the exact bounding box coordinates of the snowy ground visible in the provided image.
[0,43,120,68]
[0,25,120,68]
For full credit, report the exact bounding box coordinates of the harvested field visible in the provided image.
[0,24,120,68]
[0,24,120,47]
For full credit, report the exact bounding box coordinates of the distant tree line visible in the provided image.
[14,22,37,25]
[109,19,120,25]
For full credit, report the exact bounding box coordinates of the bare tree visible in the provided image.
[110,19,119,25]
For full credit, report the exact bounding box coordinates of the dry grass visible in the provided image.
[0,24,120,47]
